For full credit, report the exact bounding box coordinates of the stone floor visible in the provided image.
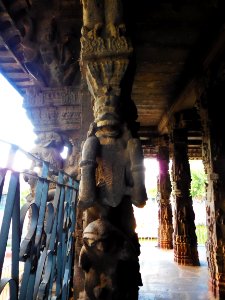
[138,240,216,300]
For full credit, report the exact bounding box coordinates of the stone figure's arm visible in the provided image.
[104,0,125,37]
[127,138,147,208]
[78,136,100,209]
[81,0,104,37]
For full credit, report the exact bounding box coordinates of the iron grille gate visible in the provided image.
[0,141,79,299]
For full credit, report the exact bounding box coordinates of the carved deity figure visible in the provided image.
[81,0,125,38]
[30,132,65,170]
[78,122,147,210]
[177,206,188,236]
[79,63,147,212]
[77,95,147,298]
[65,144,81,180]
[29,131,66,201]
[79,0,146,298]
[78,219,141,300]
[11,1,79,87]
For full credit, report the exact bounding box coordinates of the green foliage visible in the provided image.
[195,224,207,245]
[190,168,207,201]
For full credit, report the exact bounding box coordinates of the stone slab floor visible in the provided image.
[138,240,216,300]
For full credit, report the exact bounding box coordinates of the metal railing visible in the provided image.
[0,140,79,299]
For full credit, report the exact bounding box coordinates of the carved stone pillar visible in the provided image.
[157,138,173,249]
[198,72,225,297]
[77,1,147,299]
[171,125,199,266]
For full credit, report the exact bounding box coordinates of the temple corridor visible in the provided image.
[1,0,225,298]
[139,241,214,300]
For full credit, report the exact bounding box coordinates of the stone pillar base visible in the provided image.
[158,226,173,249]
[159,240,173,249]
[174,235,199,266]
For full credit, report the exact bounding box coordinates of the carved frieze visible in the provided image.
[24,87,82,108]
[81,36,132,59]
[26,106,81,132]
[24,87,83,132]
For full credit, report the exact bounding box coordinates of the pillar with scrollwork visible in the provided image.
[171,117,199,266]
[157,137,173,249]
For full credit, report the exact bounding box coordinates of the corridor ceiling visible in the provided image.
[0,0,225,156]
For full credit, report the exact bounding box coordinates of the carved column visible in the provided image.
[77,1,147,299]
[198,69,225,297]
[171,123,199,266]
[157,138,173,249]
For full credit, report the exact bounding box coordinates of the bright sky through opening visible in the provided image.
[0,73,37,169]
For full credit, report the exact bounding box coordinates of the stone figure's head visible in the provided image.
[83,219,124,254]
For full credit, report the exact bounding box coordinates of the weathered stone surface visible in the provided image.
[77,1,147,299]
[23,87,91,133]
[171,123,199,266]
[157,141,173,249]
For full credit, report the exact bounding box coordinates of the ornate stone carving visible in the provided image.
[78,219,140,300]
[24,87,82,107]
[5,0,80,87]
[77,1,147,298]
[79,124,146,210]
[30,131,65,169]
[197,88,225,295]
[81,0,125,39]
[171,125,199,266]
[157,142,173,249]
[64,143,81,180]
[24,87,82,132]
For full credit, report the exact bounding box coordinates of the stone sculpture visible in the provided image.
[77,0,147,298]
[81,0,125,38]
[78,219,140,300]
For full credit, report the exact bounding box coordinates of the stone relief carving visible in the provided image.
[177,206,188,236]
[37,16,79,86]
[28,131,66,200]
[24,87,81,108]
[64,144,81,180]
[79,123,146,210]
[78,219,140,300]
[6,1,80,87]
[157,144,173,249]
[30,132,65,169]
[171,126,199,265]
[81,0,125,38]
